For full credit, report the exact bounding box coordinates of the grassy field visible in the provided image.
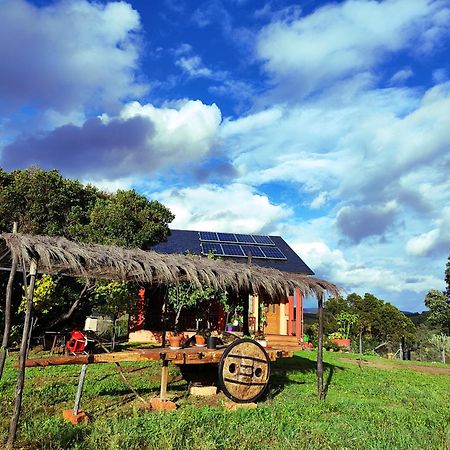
[1,350,449,450]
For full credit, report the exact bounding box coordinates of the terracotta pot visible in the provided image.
[195,334,206,346]
[330,338,351,351]
[169,335,182,349]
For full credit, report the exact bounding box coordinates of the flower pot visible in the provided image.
[226,326,233,332]
[195,334,206,346]
[169,335,182,349]
[207,336,218,349]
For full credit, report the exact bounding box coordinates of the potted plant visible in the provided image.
[226,323,234,332]
[168,332,182,349]
[195,331,206,346]
[207,330,220,349]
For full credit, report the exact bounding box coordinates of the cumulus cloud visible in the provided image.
[2,100,222,179]
[406,208,450,256]
[336,202,399,243]
[256,0,450,98]
[0,0,145,114]
[154,183,292,233]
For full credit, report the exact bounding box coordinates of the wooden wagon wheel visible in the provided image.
[218,338,271,403]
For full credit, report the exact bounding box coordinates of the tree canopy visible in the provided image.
[0,167,174,247]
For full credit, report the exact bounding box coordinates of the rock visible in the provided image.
[63,410,89,424]
[150,398,177,411]
[189,386,217,396]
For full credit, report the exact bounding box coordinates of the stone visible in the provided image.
[224,401,257,411]
[150,397,177,411]
[189,385,217,396]
[63,410,89,424]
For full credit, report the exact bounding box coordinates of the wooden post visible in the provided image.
[160,359,169,401]
[317,292,324,400]
[287,292,294,335]
[242,294,250,336]
[295,288,301,339]
[7,258,38,449]
[0,222,19,381]
[73,364,88,415]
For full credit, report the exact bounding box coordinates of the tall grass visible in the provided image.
[1,352,449,449]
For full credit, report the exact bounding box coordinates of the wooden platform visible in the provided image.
[23,346,293,368]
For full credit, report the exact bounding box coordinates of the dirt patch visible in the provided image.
[339,357,450,375]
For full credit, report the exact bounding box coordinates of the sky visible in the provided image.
[1,0,450,312]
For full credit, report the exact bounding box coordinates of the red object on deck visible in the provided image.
[66,330,87,354]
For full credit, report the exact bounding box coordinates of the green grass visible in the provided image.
[1,351,449,449]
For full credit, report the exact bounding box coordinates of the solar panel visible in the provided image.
[201,242,223,255]
[253,235,275,245]
[199,231,218,241]
[241,245,265,258]
[261,246,286,260]
[234,234,255,244]
[217,232,237,242]
[222,244,245,257]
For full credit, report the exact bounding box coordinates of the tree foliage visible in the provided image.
[0,167,174,248]
[325,292,415,351]
[424,289,450,334]
[0,167,174,331]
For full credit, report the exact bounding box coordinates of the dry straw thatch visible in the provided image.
[0,233,339,300]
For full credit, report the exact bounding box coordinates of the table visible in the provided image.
[24,340,293,404]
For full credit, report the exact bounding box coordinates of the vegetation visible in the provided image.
[0,167,174,338]
[0,350,449,449]
[0,167,174,247]
[322,292,416,354]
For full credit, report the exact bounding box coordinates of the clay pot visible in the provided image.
[169,334,182,349]
[195,334,206,346]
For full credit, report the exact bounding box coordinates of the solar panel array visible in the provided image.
[199,232,287,260]
[199,231,275,246]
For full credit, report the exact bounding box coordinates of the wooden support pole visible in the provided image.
[160,359,169,401]
[317,292,324,400]
[295,288,301,339]
[0,254,18,380]
[242,294,250,336]
[73,364,88,415]
[7,258,38,449]
[0,223,18,380]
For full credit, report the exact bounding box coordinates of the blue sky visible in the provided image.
[1,0,450,312]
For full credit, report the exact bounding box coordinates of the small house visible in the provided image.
[130,230,314,345]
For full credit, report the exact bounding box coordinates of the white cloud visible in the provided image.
[118,99,222,162]
[2,99,222,179]
[0,0,146,114]
[406,207,450,256]
[390,68,413,84]
[256,0,450,98]
[154,183,292,233]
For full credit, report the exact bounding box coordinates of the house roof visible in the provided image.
[150,229,315,275]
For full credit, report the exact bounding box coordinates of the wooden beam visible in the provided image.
[160,360,169,401]
[0,254,18,380]
[22,347,293,368]
[0,223,18,380]
[7,258,38,449]
[317,292,324,400]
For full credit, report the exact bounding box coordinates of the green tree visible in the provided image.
[0,168,174,349]
[87,190,174,248]
[424,289,450,335]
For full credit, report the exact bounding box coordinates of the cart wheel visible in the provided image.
[218,338,271,403]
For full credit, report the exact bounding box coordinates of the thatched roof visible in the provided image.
[0,233,340,300]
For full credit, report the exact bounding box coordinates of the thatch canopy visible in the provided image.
[0,233,340,300]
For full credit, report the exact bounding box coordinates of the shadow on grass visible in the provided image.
[268,354,345,400]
